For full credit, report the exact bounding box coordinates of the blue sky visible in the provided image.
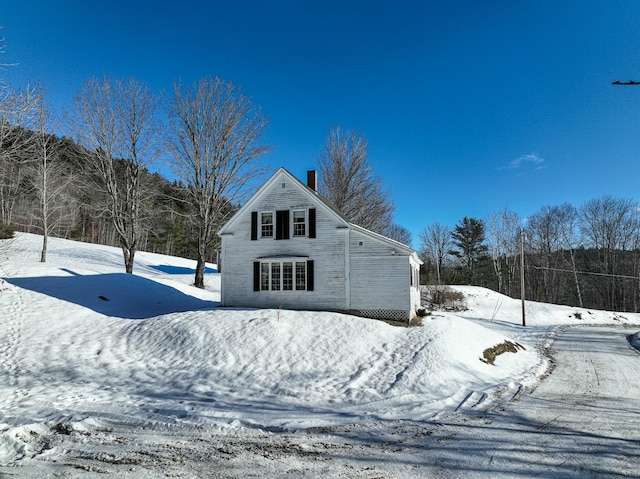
[2,1,640,245]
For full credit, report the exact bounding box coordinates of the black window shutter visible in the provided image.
[307,260,314,291]
[276,210,290,240]
[308,208,316,238]
[253,262,260,291]
[251,212,258,240]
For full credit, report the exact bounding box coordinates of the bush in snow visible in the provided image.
[422,285,467,311]
[0,223,15,240]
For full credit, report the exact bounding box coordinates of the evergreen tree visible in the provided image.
[450,216,488,284]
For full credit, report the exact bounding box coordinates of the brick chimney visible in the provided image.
[307,170,318,191]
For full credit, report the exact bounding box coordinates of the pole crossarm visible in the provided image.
[612,80,640,85]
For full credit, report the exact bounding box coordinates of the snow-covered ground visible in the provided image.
[0,233,638,477]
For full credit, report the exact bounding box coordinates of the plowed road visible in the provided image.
[431,326,640,478]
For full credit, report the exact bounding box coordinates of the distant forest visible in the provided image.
[420,201,640,313]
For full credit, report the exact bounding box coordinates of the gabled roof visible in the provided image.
[351,222,422,264]
[218,167,349,235]
[218,167,422,263]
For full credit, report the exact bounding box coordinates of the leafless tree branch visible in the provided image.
[166,76,271,288]
[70,75,158,273]
[317,127,393,234]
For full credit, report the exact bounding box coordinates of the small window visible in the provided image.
[293,210,306,237]
[261,212,273,238]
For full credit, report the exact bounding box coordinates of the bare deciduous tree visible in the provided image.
[0,29,16,85]
[526,205,566,303]
[486,208,521,295]
[419,222,452,285]
[578,196,639,310]
[28,84,78,262]
[166,76,271,288]
[556,203,583,307]
[317,127,394,234]
[0,84,37,225]
[71,75,158,273]
[385,223,412,247]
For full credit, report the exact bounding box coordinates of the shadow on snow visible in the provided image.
[149,264,218,275]
[6,271,219,319]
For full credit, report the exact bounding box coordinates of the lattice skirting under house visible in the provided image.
[351,309,411,322]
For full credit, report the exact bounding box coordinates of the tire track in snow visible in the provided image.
[342,342,414,401]
[382,340,432,394]
[342,332,433,408]
[0,269,28,414]
[454,390,487,412]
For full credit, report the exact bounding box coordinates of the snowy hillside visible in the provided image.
[1,233,638,476]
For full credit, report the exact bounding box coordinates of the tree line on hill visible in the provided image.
[420,198,640,313]
[0,123,204,259]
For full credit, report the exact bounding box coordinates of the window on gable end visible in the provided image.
[261,212,273,238]
[254,259,311,292]
[293,209,306,237]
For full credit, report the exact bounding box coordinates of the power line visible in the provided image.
[528,265,640,281]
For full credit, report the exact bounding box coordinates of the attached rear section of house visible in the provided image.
[218,167,422,321]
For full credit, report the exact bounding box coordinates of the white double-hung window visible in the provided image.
[292,209,306,237]
[251,208,316,241]
[261,212,273,238]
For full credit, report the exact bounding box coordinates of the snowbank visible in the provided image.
[2,233,635,469]
[452,285,640,327]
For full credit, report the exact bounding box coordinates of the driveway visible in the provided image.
[426,326,640,478]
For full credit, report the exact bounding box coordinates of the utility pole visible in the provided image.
[520,229,526,327]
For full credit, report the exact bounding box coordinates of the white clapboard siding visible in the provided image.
[349,256,411,310]
[220,169,349,311]
[219,168,423,320]
[348,228,412,312]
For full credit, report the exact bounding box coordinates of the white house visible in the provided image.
[217,167,423,321]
